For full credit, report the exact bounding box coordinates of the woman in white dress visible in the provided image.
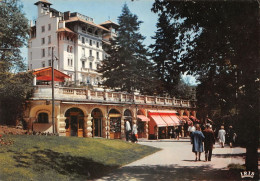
[218,126,226,148]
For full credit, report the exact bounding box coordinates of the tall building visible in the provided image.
[28,0,119,87]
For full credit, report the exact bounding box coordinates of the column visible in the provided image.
[144,121,149,138]
[58,117,66,136]
[83,116,88,137]
[30,117,36,132]
[84,115,92,138]
[121,117,126,139]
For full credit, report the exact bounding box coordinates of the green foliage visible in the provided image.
[0,72,34,125]
[98,4,156,94]
[0,135,160,180]
[0,0,29,72]
[152,0,259,175]
[0,0,32,125]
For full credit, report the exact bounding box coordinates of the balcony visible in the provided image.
[88,56,94,61]
[32,86,196,108]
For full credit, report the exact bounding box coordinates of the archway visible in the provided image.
[109,109,121,139]
[65,107,84,137]
[91,108,103,137]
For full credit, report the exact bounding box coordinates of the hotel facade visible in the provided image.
[25,0,198,140]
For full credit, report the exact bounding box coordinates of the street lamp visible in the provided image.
[51,47,58,134]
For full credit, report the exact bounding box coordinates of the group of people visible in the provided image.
[190,123,237,161]
[125,120,138,143]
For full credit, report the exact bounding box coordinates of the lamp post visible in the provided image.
[51,46,55,134]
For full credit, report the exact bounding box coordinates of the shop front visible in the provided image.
[137,114,150,138]
[65,108,84,137]
[109,109,121,139]
[148,111,167,139]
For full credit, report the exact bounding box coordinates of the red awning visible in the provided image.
[169,115,182,126]
[37,75,64,82]
[159,114,176,126]
[137,115,150,122]
[150,115,167,127]
[33,67,70,82]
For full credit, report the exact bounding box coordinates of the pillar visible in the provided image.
[83,115,92,138]
[58,117,66,136]
[102,117,108,138]
[121,117,126,139]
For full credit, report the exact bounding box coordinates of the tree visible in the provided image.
[0,0,33,125]
[150,13,181,97]
[98,4,155,93]
[152,0,259,177]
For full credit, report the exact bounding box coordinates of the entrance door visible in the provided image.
[93,118,102,137]
[65,108,85,137]
[91,108,103,137]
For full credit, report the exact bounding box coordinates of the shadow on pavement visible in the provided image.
[98,164,242,181]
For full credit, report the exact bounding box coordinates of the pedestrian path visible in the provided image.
[97,138,246,181]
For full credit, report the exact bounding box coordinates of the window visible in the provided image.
[41,26,45,32]
[82,61,85,68]
[41,37,45,45]
[82,37,85,44]
[96,52,99,59]
[67,45,70,52]
[89,50,92,56]
[70,46,73,53]
[37,113,48,123]
[71,59,73,66]
[82,27,86,32]
[97,42,99,48]
[89,39,92,46]
[68,59,70,66]
[48,60,51,66]
[89,62,92,70]
[42,49,45,57]
[48,36,51,44]
[48,47,51,56]
[42,61,45,67]
[48,24,51,31]
[82,48,85,56]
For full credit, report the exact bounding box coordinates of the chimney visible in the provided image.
[64,11,70,20]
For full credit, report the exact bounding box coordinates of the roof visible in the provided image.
[32,67,70,82]
[34,0,52,5]
[65,17,109,32]
[99,20,119,27]
[57,27,76,34]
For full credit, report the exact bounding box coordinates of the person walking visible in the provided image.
[191,124,205,161]
[203,124,215,161]
[218,125,226,148]
[175,126,180,140]
[132,120,138,143]
[125,120,131,142]
[226,125,236,148]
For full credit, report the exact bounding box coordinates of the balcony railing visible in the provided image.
[32,86,196,108]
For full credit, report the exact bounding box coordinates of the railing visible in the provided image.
[32,86,196,108]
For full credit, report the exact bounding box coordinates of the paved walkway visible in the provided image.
[97,138,246,181]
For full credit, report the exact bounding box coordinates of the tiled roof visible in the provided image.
[57,27,75,34]
[100,20,119,27]
[34,0,52,5]
[65,17,109,32]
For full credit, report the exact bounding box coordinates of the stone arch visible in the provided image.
[63,105,87,117]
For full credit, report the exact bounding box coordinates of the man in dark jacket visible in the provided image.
[203,124,215,161]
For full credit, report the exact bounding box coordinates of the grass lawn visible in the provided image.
[0,135,160,180]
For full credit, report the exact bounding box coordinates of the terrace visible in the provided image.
[32,85,196,108]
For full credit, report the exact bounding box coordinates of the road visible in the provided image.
[97,138,246,181]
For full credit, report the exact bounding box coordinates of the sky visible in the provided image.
[20,0,197,85]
